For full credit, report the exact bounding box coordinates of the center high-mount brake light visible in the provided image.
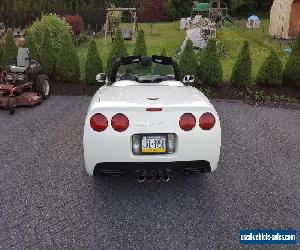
[111,113,129,132]
[199,113,215,130]
[179,113,196,131]
[146,108,162,112]
[90,114,108,132]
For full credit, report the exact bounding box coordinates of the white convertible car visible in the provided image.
[83,56,221,182]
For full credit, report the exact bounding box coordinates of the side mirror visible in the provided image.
[183,75,195,85]
[96,73,109,84]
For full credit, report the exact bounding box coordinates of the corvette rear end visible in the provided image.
[83,56,221,181]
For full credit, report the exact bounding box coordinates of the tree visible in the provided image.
[106,29,128,76]
[2,29,17,66]
[256,50,283,86]
[230,41,252,87]
[284,34,300,87]
[64,14,85,36]
[133,30,147,56]
[24,39,41,62]
[40,28,56,77]
[56,32,80,82]
[179,39,198,78]
[198,38,223,86]
[85,40,103,85]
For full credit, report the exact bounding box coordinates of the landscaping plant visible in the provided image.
[40,28,56,77]
[1,29,17,66]
[256,50,283,86]
[284,34,300,88]
[64,15,84,36]
[133,30,147,56]
[56,32,80,82]
[179,39,197,78]
[85,40,103,85]
[231,41,252,87]
[153,48,169,75]
[106,29,128,76]
[198,38,223,87]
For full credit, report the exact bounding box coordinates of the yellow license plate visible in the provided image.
[141,136,167,154]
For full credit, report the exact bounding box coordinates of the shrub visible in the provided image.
[133,30,147,56]
[64,15,85,36]
[2,29,17,66]
[179,39,197,78]
[26,14,74,55]
[153,48,169,75]
[198,38,223,86]
[85,40,103,85]
[284,34,300,88]
[78,32,89,44]
[256,50,283,86]
[40,28,56,76]
[230,41,252,87]
[106,29,128,76]
[56,32,80,82]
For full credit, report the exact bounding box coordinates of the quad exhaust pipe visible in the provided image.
[138,170,170,183]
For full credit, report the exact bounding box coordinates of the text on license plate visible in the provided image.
[142,135,166,153]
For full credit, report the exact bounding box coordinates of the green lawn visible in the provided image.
[77,20,291,81]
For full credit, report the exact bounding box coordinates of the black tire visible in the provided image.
[35,74,50,100]
[8,97,15,115]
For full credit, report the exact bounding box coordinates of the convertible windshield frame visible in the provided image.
[109,56,181,83]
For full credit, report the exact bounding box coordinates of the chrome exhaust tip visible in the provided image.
[138,175,146,183]
[162,173,170,182]
[146,173,153,182]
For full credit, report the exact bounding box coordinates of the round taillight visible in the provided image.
[199,113,215,130]
[179,113,196,131]
[111,113,129,132]
[90,114,108,132]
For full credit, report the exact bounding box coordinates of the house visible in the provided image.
[269,0,300,39]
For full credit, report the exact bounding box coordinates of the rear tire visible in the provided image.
[35,74,50,100]
[8,97,15,115]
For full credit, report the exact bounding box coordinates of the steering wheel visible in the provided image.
[118,74,137,82]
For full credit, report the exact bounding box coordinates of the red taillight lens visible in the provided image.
[179,113,196,131]
[90,114,108,132]
[199,113,215,130]
[111,113,129,132]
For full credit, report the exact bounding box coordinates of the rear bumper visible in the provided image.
[93,160,211,176]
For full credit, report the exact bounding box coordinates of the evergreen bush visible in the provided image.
[133,30,147,56]
[256,50,283,86]
[85,40,103,85]
[2,29,17,66]
[179,39,197,78]
[230,41,252,87]
[56,32,80,82]
[40,28,56,76]
[198,38,223,86]
[106,29,128,76]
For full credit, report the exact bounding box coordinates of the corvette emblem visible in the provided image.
[147,97,159,101]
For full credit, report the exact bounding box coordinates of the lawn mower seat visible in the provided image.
[10,48,30,73]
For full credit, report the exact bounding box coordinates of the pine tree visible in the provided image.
[106,29,128,76]
[85,40,103,85]
[133,30,147,56]
[2,29,17,66]
[179,39,197,78]
[256,50,283,86]
[40,28,56,76]
[56,32,80,82]
[283,34,300,87]
[153,48,169,76]
[231,41,252,87]
[198,38,223,86]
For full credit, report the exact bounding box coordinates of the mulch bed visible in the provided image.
[51,80,300,109]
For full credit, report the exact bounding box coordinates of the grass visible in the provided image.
[77,20,291,81]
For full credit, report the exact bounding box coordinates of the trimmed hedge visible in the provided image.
[40,28,56,77]
[198,38,223,86]
[106,29,128,77]
[284,34,300,88]
[85,40,103,85]
[179,39,197,78]
[2,29,17,66]
[133,30,147,56]
[256,50,283,86]
[230,41,252,87]
[56,32,80,82]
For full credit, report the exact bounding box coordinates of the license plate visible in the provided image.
[141,135,167,154]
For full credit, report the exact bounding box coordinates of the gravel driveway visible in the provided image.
[0,96,299,249]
